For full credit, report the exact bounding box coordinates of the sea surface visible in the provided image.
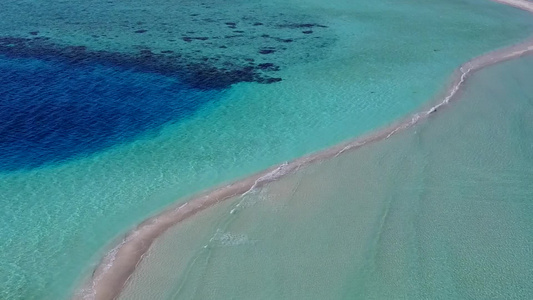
[120,54,533,300]
[0,0,532,299]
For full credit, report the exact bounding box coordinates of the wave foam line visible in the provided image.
[74,1,533,299]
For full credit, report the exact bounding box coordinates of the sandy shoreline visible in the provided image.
[74,1,533,299]
[492,0,533,13]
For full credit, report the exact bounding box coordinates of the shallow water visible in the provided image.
[1,0,532,299]
[121,55,533,299]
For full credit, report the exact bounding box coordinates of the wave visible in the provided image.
[73,1,533,299]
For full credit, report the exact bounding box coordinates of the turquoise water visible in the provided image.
[1,0,533,299]
[121,54,533,299]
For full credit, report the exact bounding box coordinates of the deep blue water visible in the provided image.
[0,55,223,171]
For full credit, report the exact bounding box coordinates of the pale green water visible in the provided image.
[120,55,533,299]
[1,0,533,299]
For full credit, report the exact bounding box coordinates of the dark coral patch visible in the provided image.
[277,23,327,29]
[257,77,282,84]
[182,37,209,42]
[29,31,39,36]
[257,63,280,71]
[259,49,276,54]
[0,36,285,90]
[186,65,255,88]
[302,30,313,34]
[273,37,293,43]
[134,29,148,33]
[225,22,237,29]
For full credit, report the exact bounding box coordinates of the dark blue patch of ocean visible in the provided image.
[0,55,224,171]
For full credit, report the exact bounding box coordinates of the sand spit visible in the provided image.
[492,0,533,13]
[74,1,533,299]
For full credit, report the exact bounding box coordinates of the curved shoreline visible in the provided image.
[493,0,533,13]
[75,2,533,299]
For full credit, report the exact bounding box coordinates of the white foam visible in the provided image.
[207,229,255,247]
[384,60,475,140]
[230,162,290,214]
